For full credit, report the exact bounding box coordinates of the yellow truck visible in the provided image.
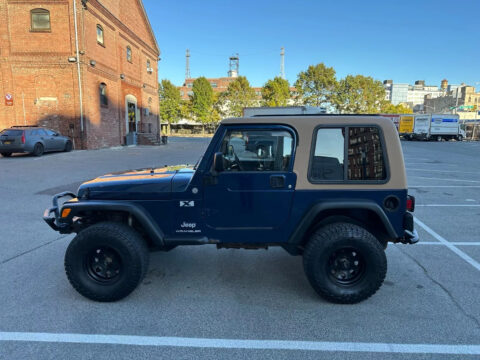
[398,115,414,137]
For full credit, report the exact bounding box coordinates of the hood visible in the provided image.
[77,165,195,200]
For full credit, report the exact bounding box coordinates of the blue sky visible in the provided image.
[143,0,479,89]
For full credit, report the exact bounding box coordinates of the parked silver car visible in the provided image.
[0,126,73,157]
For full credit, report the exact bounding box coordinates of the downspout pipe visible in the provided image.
[73,0,84,133]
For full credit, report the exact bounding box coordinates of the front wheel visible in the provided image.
[65,222,149,302]
[303,222,387,304]
[457,135,463,141]
[64,141,73,152]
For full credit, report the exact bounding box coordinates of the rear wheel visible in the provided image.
[1,152,12,157]
[65,222,149,302]
[64,141,73,152]
[436,136,442,142]
[32,143,44,156]
[303,222,387,304]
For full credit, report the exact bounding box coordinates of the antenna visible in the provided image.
[228,54,239,78]
[280,47,285,79]
[185,49,191,80]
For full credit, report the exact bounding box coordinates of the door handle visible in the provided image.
[270,175,285,188]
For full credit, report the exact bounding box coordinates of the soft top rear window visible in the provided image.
[0,129,23,136]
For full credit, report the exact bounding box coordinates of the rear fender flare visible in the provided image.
[288,200,398,245]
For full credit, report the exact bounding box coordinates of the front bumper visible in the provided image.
[43,191,76,233]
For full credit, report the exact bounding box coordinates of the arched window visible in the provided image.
[126,46,132,62]
[96,25,104,45]
[31,8,50,32]
[99,83,108,107]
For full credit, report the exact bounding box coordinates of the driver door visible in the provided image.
[203,125,297,240]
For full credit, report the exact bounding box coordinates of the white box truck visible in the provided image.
[430,114,465,141]
[412,114,431,140]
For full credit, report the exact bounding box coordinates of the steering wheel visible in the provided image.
[232,151,244,171]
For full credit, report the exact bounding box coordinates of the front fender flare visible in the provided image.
[65,200,165,247]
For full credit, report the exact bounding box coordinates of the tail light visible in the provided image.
[406,195,415,212]
[21,131,25,144]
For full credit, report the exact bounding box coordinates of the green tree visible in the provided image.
[191,77,214,123]
[381,102,413,114]
[261,77,291,107]
[158,79,181,123]
[221,76,257,117]
[333,75,387,114]
[294,63,337,107]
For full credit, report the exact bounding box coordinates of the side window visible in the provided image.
[219,129,293,172]
[348,127,386,181]
[45,129,55,136]
[126,46,132,62]
[31,8,50,32]
[310,128,345,181]
[310,126,386,182]
[96,25,104,45]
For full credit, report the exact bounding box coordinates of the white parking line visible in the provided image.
[0,332,479,355]
[410,185,480,188]
[409,176,480,183]
[407,168,480,175]
[414,217,480,272]
[416,242,480,246]
[416,204,480,207]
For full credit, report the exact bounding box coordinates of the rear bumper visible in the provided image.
[0,146,25,153]
[403,229,419,244]
[398,212,419,244]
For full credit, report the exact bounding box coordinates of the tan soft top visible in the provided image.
[222,115,407,190]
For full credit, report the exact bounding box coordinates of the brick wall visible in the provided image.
[0,0,160,149]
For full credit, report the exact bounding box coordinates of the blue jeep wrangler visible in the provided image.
[44,115,418,304]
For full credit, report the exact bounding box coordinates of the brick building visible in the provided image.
[0,0,160,149]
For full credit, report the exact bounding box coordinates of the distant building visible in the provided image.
[383,80,444,111]
[424,85,480,113]
[179,76,296,101]
[0,0,160,149]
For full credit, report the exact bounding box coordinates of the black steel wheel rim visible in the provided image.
[327,247,366,286]
[85,246,122,283]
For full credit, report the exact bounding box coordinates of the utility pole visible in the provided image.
[280,47,285,79]
[185,49,191,80]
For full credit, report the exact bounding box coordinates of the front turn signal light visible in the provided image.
[61,208,72,218]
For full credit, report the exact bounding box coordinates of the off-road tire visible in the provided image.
[32,143,44,156]
[65,222,149,302]
[64,141,73,152]
[303,222,387,304]
[1,152,12,157]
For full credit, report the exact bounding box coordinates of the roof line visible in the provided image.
[138,0,160,56]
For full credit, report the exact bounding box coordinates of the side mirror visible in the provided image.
[53,132,59,136]
[213,152,224,173]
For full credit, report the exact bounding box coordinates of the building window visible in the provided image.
[96,25,104,45]
[126,46,132,62]
[187,83,193,88]
[31,9,50,32]
[147,59,151,70]
[99,83,108,107]
[210,82,217,88]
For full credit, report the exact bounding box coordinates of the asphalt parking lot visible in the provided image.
[0,137,479,359]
